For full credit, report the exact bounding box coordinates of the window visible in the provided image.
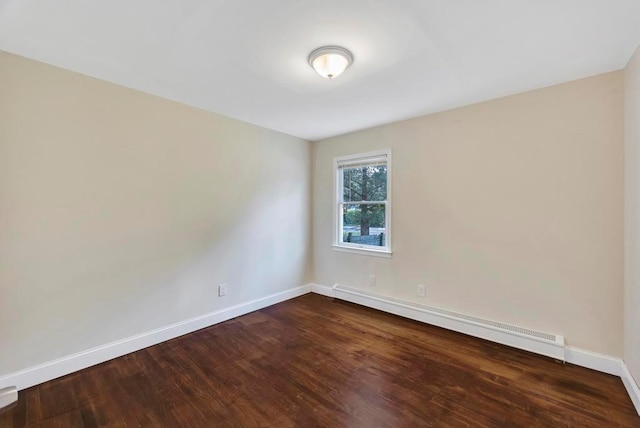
[333,150,391,257]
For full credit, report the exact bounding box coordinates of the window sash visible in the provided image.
[339,166,388,203]
[338,200,387,249]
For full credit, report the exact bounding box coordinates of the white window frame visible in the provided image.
[332,149,392,258]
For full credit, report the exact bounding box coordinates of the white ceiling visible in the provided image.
[1,1,639,141]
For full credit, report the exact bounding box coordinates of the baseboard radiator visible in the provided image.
[332,284,565,361]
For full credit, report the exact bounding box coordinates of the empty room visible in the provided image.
[1,1,640,426]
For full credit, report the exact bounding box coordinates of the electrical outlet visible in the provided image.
[218,284,227,297]
[369,274,376,287]
[417,284,426,297]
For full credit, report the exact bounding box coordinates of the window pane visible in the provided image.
[343,165,387,202]
[342,204,386,247]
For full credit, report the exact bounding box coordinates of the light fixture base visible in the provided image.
[308,46,354,79]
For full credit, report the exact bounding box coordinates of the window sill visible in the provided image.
[331,245,392,258]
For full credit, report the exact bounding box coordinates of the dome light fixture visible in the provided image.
[308,46,353,79]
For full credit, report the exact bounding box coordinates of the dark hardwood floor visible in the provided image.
[1,294,639,427]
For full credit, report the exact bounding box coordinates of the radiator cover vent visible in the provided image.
[332,284,565,360]
[422,306,557,342]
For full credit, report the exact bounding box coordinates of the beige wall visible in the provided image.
[0,47,628,378]
[625,45,640,383]
[0,51,311,375]
[312,72,624,355]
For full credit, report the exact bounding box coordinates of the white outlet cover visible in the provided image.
[218,284,227,297]
[417,284,426,297]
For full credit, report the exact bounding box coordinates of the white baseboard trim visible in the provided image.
[3,281,638,416]
[0,387,18,410]
[564,346,622,376]
[310,283,335,297]
[621,363,640,415]
[0,284,312,391]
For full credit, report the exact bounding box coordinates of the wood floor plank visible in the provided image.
[1,294,638,427]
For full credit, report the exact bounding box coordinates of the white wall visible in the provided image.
[625,45,640,385]
[0,51,311,376]
[312,72,624,356]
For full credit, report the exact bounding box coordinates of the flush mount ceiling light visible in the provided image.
[308,46,354,79]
